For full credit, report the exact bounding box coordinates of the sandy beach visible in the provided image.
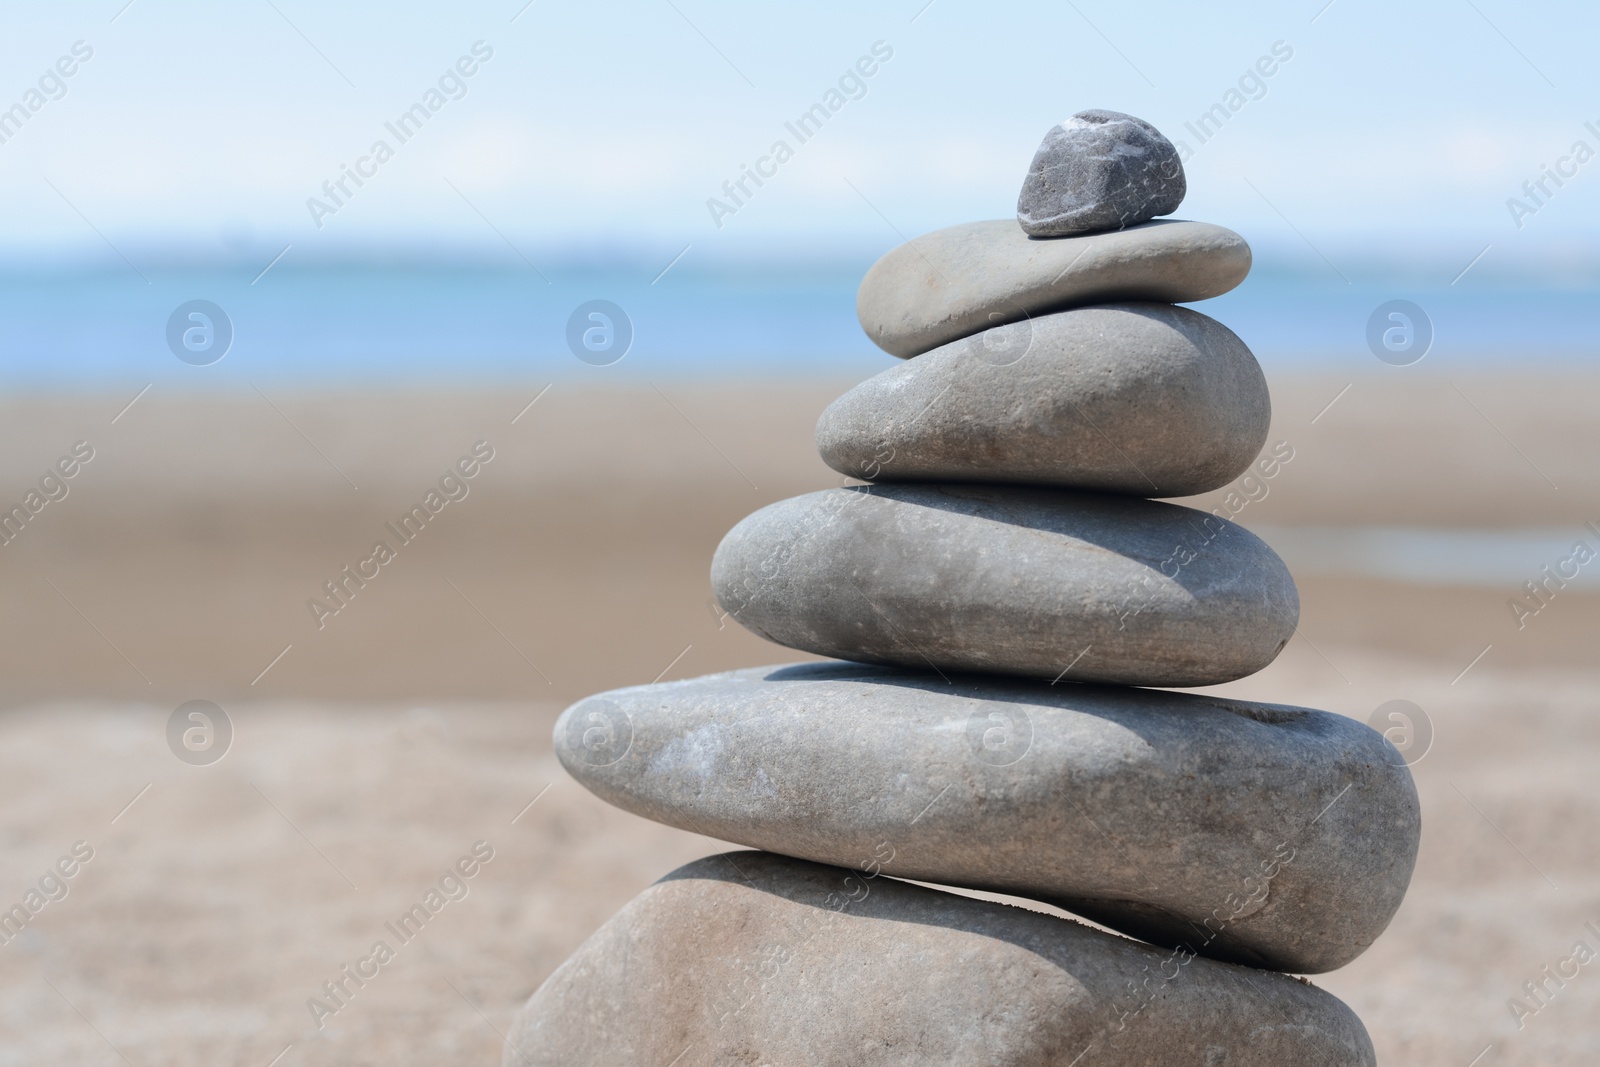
[1,373,1597,1065]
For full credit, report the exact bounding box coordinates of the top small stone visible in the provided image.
[1017,110,1185,237]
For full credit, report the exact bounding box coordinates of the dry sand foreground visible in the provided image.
[0,373,1598,1065]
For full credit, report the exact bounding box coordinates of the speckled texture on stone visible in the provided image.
[507,851,1378,1066]
[819,302,1269,496]
[711,485,1299,687]
[1017,110,1186,238]
[555,663,1421,974]
[857,219,1248,359]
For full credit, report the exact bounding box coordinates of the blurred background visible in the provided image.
[1,0,1596,1064]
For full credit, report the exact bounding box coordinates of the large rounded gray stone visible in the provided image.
[1017,110,1186,237]
[711,485,1298,687]
[858,218,1249,359]
[508,851,1377,1066]
[819,303,1269,496]
[556,663,1421,974]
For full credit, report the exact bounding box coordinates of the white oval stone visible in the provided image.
[819,302,1270,496]
[857,218,1249,358]
[711,485,1299,687]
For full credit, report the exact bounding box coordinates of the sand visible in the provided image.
[1,374,1597,1065]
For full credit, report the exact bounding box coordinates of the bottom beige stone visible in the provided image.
[507,852,1374,1067]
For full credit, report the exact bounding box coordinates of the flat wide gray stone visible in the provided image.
[858,218,1248,359]
[509,851,1377,1066]
[819,302,1269,496]
[712,485,1298,687]
[556,664,1421,974]
[1017,110,1186,237]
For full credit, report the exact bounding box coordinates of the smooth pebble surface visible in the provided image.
[508,852,1378,1067]
[857,218,1250,359]
[1016,109,1186,237]
[819,302,1270,496]
[556,663,1422,974]
[711,485,1299,687]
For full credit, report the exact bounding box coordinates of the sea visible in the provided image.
[0,251,1595,389]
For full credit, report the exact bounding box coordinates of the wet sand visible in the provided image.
[0,374,1596,1064]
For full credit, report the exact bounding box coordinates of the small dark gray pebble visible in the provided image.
[1017,109,1186,237]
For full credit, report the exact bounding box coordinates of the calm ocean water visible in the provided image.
[0,256,1594,389]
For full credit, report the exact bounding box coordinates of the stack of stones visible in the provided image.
[509,110,1420,1066]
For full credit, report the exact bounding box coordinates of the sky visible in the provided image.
[1,0,1597,273]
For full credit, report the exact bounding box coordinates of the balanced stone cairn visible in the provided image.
[509,110,1420,1066]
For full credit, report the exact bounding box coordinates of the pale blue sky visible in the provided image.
[1,0,1596,266]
